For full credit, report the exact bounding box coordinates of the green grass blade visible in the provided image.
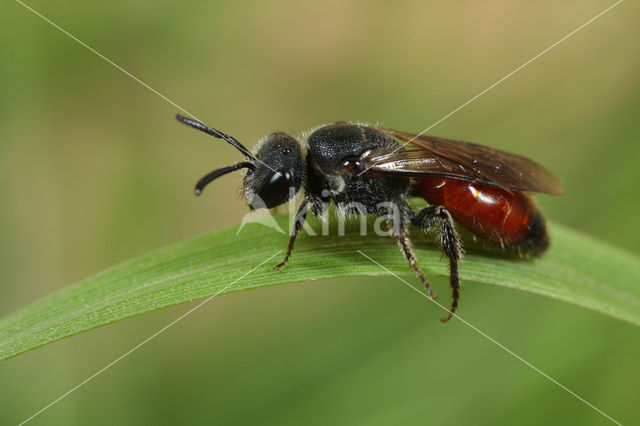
[1,216,639,362]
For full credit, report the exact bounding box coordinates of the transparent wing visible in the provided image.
[365,127,564,195]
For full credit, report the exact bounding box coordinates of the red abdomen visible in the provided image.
[416,178,536,245]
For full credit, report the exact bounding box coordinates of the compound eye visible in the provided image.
[255,171,292,208]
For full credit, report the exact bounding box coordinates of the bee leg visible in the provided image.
[395,209,436,301]
[411,206,462,323]
[274,196,311,271]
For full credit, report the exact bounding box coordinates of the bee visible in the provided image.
[176,114,563,321]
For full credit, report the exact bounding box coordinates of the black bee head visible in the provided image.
[243,132,304,210]
[176,114,304,209]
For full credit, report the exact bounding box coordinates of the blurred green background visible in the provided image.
[1,0,639,424]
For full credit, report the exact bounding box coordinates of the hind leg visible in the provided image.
[411,206,462,322]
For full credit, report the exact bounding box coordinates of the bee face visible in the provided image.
[243,132,304,209]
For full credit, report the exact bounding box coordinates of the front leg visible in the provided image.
[411,205,462,323]
[274,195,312,271]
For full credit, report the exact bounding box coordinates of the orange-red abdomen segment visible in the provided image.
[416,178,536,244]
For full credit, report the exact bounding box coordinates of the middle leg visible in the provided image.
[394,207,436,300]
